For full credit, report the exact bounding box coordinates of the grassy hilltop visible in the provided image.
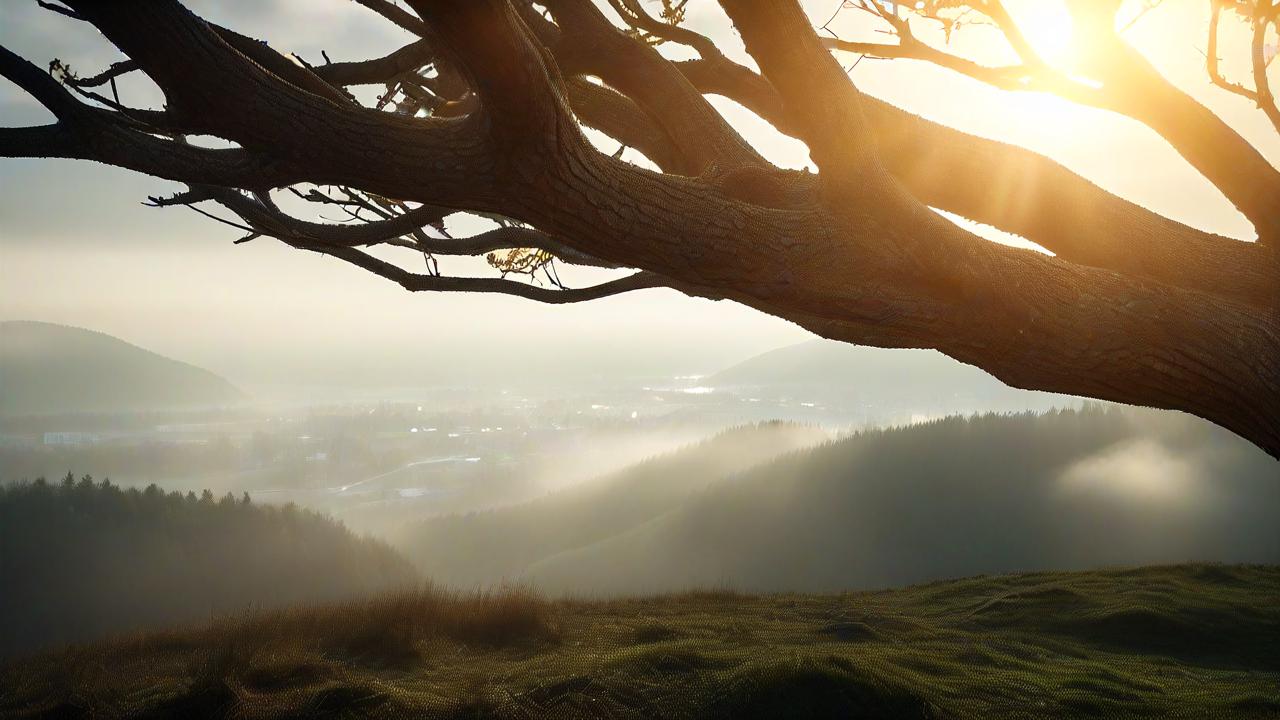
[3,564,1278,719]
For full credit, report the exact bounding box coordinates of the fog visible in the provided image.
[3,325,1278,661]
[1058,439,1204,507]
[5,330,1276,602]
[2,1,1275,397]
[2,0,1279,667]
[500,409,1279,596]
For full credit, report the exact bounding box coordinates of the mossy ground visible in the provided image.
[3,564,1278,719]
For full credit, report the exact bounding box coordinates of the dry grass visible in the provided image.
[134,582,559,662]
[2,565,1278,719]
[0,584,558,719]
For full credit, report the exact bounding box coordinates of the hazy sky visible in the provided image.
[1,1,1276,393]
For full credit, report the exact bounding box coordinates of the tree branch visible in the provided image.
[565,78,684,171]
[543,0,767,174]
[311,40,434,87]
[670,53,1273,306]
[4,0,1277,457]
[1250,1,1280,133]
[824,0,1280,244]
[1068,0,1280,245]
[178,184,620,268]
[351,0,430,36]
[717,0,884,192]
[0,43,83,119]
[315,245,664,303]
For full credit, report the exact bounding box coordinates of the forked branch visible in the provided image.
[0,0,1276,457]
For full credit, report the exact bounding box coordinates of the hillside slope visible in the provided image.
[0,321,243,416]
[0,477,416,658]
[3,564,1277,719]
[396,422,828,586]
[513,408,1280,594]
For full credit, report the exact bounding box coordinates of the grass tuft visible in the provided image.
[708,657,940,720]
[3,564,1277,719]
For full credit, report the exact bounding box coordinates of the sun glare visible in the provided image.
[1011,2,1076,67]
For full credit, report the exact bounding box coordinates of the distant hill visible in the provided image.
[408,407,1278,595]
[0,321,243,416]
[710,339,1067,411]
[396,422,829,587]
[0,476,417,658]
[713,340,970,387]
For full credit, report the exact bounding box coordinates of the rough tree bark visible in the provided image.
[0,0,1277,457]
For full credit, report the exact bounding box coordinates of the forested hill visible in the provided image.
[0,477,416,658]
[436,407,1277,595]
[397,422,828,587]
[0,321,243,416]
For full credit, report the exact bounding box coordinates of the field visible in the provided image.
[2,564,1278,719]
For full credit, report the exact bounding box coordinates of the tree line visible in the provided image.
[0,475,416,658]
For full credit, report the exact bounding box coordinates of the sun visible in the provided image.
[1009,1,1077,68]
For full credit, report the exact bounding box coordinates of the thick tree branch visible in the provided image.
[59,1,498,203]
[543,0,767,174]
[717,1,891,193]
[3,0,1277,458]
[1068,0,1280,245]
[828,0,1280,244]
[565,78,684,172]
[311,40,434,87]
[351,0,430,36]
[0,43,83,119]
[0,124,76,158]
[716,0,1280,454]
[672,56,1273,304]
[204,24,355,106]
[857,98,1279,307]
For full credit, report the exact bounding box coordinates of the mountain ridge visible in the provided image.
[526,408,1280,594]
[397,422,829,586]
[0,320,244,416]
[396,407,1279,595]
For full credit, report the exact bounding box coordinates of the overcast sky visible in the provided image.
[1,1,1276,394]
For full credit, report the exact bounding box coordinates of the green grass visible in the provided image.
[2,565,1278,719]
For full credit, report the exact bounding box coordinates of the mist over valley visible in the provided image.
[3,323,1275,650]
